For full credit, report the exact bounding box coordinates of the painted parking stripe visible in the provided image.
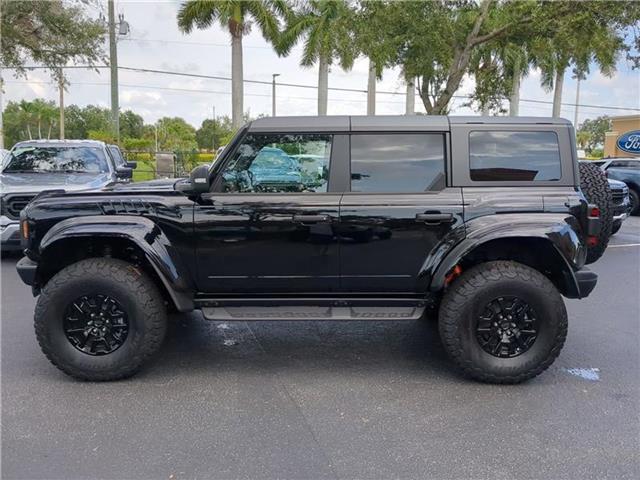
[608,243,640,248]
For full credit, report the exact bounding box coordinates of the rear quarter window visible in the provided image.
[469,131,561,182]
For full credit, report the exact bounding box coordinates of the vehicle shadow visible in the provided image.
[141,311,461,382]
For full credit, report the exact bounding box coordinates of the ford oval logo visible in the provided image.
[617,130,640,154]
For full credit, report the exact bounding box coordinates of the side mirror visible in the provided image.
[188,164,211,193]
[115,166,133,179]
[126,161,137,169]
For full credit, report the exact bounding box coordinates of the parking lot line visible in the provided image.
[608,243,640,248]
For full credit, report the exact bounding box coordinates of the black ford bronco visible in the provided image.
[16,116,609,383]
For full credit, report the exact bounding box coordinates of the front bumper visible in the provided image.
[1,217,22,251]
[16,256,37,286]
[575,267,598,298]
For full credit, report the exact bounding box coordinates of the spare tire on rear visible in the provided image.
[579,162,612,264]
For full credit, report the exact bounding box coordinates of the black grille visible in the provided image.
[1,194,35,220]
[611,190,626,205]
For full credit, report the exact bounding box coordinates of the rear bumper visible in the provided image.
[575,267,598,298]
[16,256,37,286]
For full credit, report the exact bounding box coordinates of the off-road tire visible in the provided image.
[438,261,567,384]
[611,219,622,235]
[579,162,612,264]
[629,189,639,216]
[34,258,167,381]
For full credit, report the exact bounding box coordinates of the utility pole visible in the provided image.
[272,74,280,117]
[108,0,120,143]
[0,66,4,149]
[58,69,65,139]
[212,105,216,150]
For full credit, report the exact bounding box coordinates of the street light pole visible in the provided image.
[58,70,65,139]
[272,73,280,117]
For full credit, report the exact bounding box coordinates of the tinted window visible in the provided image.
[350,134,445,192]
[4,146,110,173]
[469,131,561,181]
[220,134,331,193]
[108,146,126,167]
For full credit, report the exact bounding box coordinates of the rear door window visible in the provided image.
[469,131,561,181]
[350,134,446,192]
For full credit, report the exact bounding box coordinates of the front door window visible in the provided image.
[220,134,332,193]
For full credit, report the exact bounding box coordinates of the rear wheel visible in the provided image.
[438,261,567,384]
[34,258,167,381]
[579,162,612,264]
[611,220,622,235]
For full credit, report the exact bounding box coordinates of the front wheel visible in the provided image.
[438,261,567,384]
[630,189,639,216]
[34,258,167,381]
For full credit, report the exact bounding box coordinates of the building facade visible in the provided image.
[604,115,640,158]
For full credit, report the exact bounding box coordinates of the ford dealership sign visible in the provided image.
[617,130,640,155]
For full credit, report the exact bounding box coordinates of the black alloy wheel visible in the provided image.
[63,294,129,356]
[475,296,538,358]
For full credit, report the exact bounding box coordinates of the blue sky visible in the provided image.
[4,0,639,128]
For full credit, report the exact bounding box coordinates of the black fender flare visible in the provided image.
[428,213,588,298]
[38,215,194,311]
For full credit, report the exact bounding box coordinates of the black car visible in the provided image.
[16,116,606,384]
[593,157,640,215]
[1,140,135,251]
[608,178,631,234]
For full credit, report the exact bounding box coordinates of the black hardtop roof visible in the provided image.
[247,115,572,133]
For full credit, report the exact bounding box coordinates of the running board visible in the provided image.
[201,305,426,321]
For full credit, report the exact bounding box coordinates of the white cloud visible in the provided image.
[3,1,637,128]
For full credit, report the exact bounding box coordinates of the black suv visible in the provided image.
[16,116,605,384]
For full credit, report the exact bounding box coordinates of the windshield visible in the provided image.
[3,146,110,173]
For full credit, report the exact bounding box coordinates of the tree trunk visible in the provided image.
[509,73,521,116]
[367,59,376,115]
[231,31,244,129]
[317,54,329,116]
[26,125,32,140]
[405,77,415,115]
[552,67,565,117]
[38,118,42,139]
[481,105,490,116]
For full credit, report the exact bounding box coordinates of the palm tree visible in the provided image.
[42,105,59,139]
[18,101,36,140]
[177,1,287,129]
[531,16,621,118]
[279,0,356,116]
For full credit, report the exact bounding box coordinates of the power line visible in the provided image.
[5,80,409,105]
[5,64,639,112]
[121,37,273,50]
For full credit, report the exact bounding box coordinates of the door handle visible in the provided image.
[415,213,454,224]
[292,214,331,224]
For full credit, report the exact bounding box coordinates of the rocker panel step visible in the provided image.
[200,306,425,321]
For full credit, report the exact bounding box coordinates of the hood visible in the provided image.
[0,172,113,195]
[607,178,627,190]
[107,177,180,192]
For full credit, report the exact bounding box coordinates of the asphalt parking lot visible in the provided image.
[2,218,639,480]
